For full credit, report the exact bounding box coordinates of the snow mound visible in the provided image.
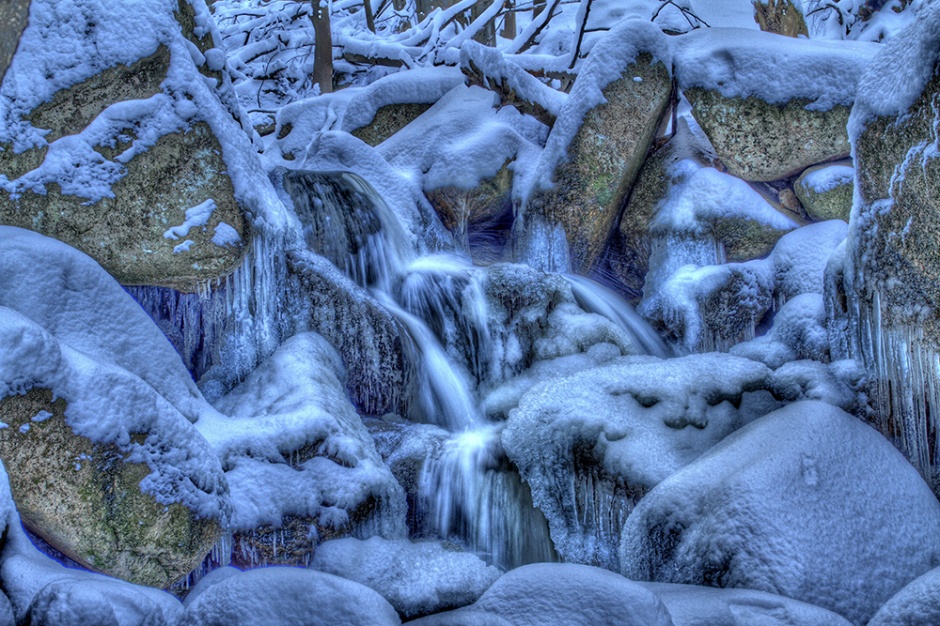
[641,582,853,626]
[620,401,940,625]
[310,537,500,619]
[177,567,401,626]
[868,565,940,626]
[200,332,406,536]
[0,226,213,423]
[410,563,673,626]
[674,27,878,110]
[730,293,830,368]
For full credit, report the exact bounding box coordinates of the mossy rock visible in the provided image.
[794,161,854,223]
[524,52,673,274]
[0,388,220,588]
[351,103,433,147]
[686,87,851,182]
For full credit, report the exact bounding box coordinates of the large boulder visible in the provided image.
[311,537,500,620]
[0,0,282,290]
[0,228,226,587]
[620,401,940,625]
[178,567,401,626]
[674,28,876,181]
[513,19,672,274]
[844,3,940,492]
[503,353,776,569]
[408,563,674,626]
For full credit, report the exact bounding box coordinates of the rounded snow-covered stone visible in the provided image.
[178,567,401,626]
[794,162,853,223]
[410,563,673,626]
[641,582,851,626]
[311,537,500,619]
[26,578,181,626]
[620,401,940,625]
[503,353,775,569]
[867,565,940,626]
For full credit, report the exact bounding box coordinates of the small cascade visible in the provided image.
[417,426,557,569]
[565,274,672,359]
[397,254,491,385]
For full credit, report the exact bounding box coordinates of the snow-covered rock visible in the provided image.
[514,18,673,274]
[409,563,673,626]
[641,582,852,626]
[867,565,940,626]
[844,0,940,494]
[0,0,285,290]
[675,27,877,181]
[177,567,401,626]
[0,228,226,587]
[504,353,777,569]
[310,537,500,619]
[793,162,854,223]
[620,401,940,625]
[200,332,406,567]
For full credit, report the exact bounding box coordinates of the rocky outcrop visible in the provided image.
[794,161,854,222]
[351,103,433,146]
[0,0,260,291]
[288,250,411,417]
[515,20,672,274]
[845,6,940,493]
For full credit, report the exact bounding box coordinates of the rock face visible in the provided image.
[515,20,672,274]
[620,401,940,626]
[794,162,854,222]
[685,88,851,182]
[845,7,940,492]
[0,0,258,291]
[0,0,29,82]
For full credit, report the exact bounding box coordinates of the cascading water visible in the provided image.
[274,168,669,571]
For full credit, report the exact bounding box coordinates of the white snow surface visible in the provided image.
[310,537,500,619]
[503,353,778,564]
[650,160,798,234]
[200,332,405,534]
[414,563,674,626]
[641,582,853,626]
[378,85,547,193]
[867,564,940,626]
[0,0,292,233]
[620,400,940,626]
[177,567,401,626]
[164,199,218,240]
[674,27,878,109]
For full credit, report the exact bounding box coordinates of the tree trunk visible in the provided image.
[311,0,333,94]
[500,0,516,40]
